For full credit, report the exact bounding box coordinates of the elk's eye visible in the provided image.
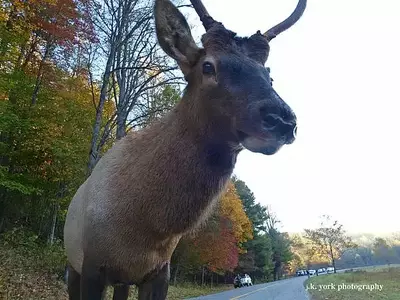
[202,62,215,75]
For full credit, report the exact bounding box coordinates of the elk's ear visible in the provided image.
[154,0,201,76]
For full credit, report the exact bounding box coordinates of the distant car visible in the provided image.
[243,274,252,286]
[233,274,253,288]
[326,267,335,274]
[296,269,308,276]
[233,276,241,288]
[317,268,327,275]
[308,269,316,277]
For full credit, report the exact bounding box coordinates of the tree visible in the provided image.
[0,0,97,236]
[193,215,239,275]
[304,215,357,273]
[0,0,96,104]
[269,230,293,280]
[232,176,269,234]
[373,237,397,266]
[170,180,253,284]
[85,0,182,174]
[0,67,96,237]
[264,209,293,280]
[232,176,293,282]
[0,1,99,237]
[219,181,253,252]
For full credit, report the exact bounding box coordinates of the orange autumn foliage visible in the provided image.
[192,216,239,273]
[189,181,254,273]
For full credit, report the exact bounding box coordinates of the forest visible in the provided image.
[1,0,399,298]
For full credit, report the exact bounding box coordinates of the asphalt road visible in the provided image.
[188,276,310,300]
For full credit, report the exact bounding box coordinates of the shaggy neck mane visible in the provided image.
[118,81,242,236]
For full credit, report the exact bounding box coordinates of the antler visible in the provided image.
[190,0,216,31]
[264,0,307,41]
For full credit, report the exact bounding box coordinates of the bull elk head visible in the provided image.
[154,0,306,155]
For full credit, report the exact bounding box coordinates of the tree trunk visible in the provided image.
[201,266,205,286]
[0,187,9,233]
[115,57,127,140]
[48,183,65,244]
[31,42,51,106]
[87,49,115,175]
[329,243,336,273]
[116,111,127,140]
[48,202,59,245]
[0,215,5,233]
[20,36,38,71]
[332,258,337,273]
[172,263,179,286]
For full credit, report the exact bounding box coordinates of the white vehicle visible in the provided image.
[308,269,316,277]
[326,267,335,274]
[317,268,327,275]
[234,274,253,288]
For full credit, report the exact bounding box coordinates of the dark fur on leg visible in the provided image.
[113,284,130,300]
[80,257,107,300]
[138,263,170,300]
[67,263,81,300]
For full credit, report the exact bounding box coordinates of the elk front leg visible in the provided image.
[138,263,170,300]
[66,263,81,300]
[80,256,107,300]
[112,284,130,300]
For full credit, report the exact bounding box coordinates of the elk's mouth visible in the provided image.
[237,130,282,155]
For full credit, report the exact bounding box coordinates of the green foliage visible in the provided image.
[0,41,95,236]
[1,227,66,275]
[232,176,269,234]
[232,176,294,282]
[0,72,94,232]
[0,166,41,195]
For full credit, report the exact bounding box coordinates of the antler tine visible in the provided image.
[190,0,216,31]
[264,0,307,41]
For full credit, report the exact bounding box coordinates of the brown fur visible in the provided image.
[64,0,306,299]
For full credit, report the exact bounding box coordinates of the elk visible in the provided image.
[63,0,307,299]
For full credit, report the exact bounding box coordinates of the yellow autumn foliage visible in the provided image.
[219,181,253,253]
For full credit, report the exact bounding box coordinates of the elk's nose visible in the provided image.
[261,113,297,144]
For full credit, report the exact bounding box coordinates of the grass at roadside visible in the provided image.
[106,284,232,300]
[305,267,400,300]
[0,230,231,300]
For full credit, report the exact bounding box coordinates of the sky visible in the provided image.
[181,0,400,234]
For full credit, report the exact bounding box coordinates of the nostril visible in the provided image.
[262,114,281,128]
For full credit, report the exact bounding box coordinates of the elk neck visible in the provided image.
[118,81,243,234]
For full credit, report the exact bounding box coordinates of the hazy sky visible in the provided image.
[182,0,400,234]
